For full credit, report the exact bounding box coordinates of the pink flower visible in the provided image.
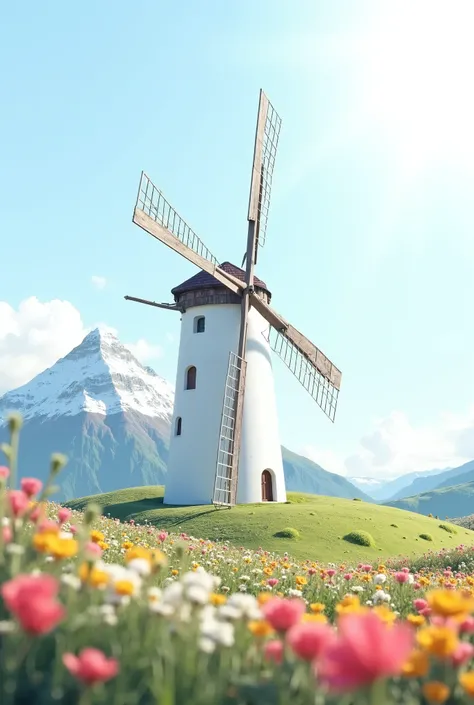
[8,490,29,517]
[343,573,353,581]
[413,599,428,612]
[327,569,336,578]
[1,574,65,635]
[20,478,43,497]
[85,541,103,559]
[2,525,12,543]
[451,642,474,667]
[460,616,474,634]
[287,622,334,661]
[63,648,119,685]
[267,578,279,587]
[264,640,284,664]
[58,508,72,524]
[394,571,410,584]
[158,531,168,543]
[0,466,10,480]
[262,598,306,632]
[316,612,414,692]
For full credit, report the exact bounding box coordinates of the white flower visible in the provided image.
[219,594,261,621]
[0,621,15,634]
[374,574,387,584]
[351,585,364,594]
[373,590,391,604]
[61,574,81,591]
[6,544,24,556]
[127,558,152,577]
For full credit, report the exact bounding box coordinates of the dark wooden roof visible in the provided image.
[171,262,270,297]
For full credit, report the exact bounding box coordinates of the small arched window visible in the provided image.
[175,417,182,436]
[194,316,205,333]
[186,366,197,390]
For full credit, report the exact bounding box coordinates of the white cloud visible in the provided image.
[91,275,107,290]
[125,339,163,362]
[303,409,474,479]
[0,298,165,395]
[0,297,87,394]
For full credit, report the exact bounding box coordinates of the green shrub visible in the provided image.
[439,523,457,534]
[353,498,362,501]
[273,527,300,540]
[419,533,433,541]
[390,523,399,528]
[342,530,375,547]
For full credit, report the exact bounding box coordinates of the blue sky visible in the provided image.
[1,0,474,478]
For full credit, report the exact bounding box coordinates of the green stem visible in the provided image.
[368,678,388,705]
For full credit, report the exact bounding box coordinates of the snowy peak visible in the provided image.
[0,328,174,424]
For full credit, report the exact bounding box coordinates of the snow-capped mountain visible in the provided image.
[0,328,174,423]
[0,329,174,500]
[0,328,368,503]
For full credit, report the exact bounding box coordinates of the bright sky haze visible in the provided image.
[1,0,474,480]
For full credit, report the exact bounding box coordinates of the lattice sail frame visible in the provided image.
[268,328,339,422]
[136,171,219,265]
[256,98,282,249]
[213,352,247,506]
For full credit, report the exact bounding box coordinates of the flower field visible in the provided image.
[3,416,474,703]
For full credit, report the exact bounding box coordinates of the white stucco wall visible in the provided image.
[164,301,286,505]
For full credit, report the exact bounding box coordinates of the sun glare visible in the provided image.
[354,2,474,173]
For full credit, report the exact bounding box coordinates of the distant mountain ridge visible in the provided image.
[385,480,474,520]
[0,329,369,503]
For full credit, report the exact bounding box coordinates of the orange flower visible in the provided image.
[209,593,227,606]
[427,589,474,618]
[406,614,425,627]
[421,681,450,704]
[401,650,429,678]
[248,620,274,637]
[460,671,474,697]
[310,603,325,614]
[417,626,458,659]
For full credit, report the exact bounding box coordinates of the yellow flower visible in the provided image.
[98,541,109,551]
[406,614,426,627]
[209,593,227,606]
[295,576,307,587]
[401,650,430,678]
[248,620,274,637]
[373,605,396,625]
[302,613,328,624]
[115,579,136,596]
[460,671,474,697]
[427,589,474,618]
[310,603,325,614]
[257,592,273,606]
[417,626,459,659]
[122,541,133,550]
[421,681,450,704]
[49,537,78,560]
[171,569,179,576]
[33,532,57,554]
[336,595,366,616]
[79,563,109,588]
[90,530,105,544]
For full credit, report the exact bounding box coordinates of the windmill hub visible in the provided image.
[125,89,342,507]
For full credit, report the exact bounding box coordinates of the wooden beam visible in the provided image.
[250,294,342,390]
[124,295,183,312]
[133,208,245,296]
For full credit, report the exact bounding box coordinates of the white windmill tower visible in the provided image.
[125,90,342,507]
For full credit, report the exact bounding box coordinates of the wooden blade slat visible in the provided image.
[133,172,245,296]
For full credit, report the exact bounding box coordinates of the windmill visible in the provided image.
[125,90,342,507]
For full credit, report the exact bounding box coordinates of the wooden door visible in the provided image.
[261,470,273,502]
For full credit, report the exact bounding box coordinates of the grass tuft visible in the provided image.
[273,527,300,540]
[342,530,375,547]
[419,533,433,541]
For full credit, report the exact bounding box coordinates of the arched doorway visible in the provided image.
[261,470,274,502]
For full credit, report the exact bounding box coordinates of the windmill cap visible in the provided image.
[171,261,271,298]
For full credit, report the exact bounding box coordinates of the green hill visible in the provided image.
[384,481,474,519]
[65,488,474,562]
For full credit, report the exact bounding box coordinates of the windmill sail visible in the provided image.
[247,91,282,253]
[134,172,244,295]
[250,293,341,422]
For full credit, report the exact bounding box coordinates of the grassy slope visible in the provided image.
[66,488,474,563]
[385,481,474,519]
